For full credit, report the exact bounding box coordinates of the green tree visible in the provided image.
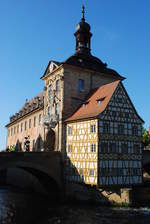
[10,145,15,152]
[142,127,150,148]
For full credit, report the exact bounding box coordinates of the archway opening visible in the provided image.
[0,166,60,201]
[44,129,55,151]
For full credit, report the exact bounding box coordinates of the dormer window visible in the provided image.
[82,101,89,107]
[97,100,101,105]
[97,97,105,105]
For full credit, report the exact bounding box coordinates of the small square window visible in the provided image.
[90,124,96,133]
[91,144,96,152]
[133,144,140,154]
[121,143,128,154]
[112,111,116,117]
[109,143,116,153]
[117,97,123,103]
[100,143,108,153]
[132,125,138,136]
[68,144,72,153]
[90,169,94,176]
[103,123,109,134]
[118,124,124,135]
[68,127,72,136]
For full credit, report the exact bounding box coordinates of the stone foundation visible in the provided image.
[65,182,132,205]
[100,188,132,205]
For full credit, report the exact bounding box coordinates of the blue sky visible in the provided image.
[0,0,149,149]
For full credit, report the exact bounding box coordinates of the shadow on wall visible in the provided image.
[64,155,111,205]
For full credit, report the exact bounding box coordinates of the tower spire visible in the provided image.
[82,4,85,21]
[74,4,92,55]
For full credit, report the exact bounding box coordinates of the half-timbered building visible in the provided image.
[65,80,143,187]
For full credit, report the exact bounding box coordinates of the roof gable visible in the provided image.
[99,82,144,123]
[66,80,120,122]
[41,60,61,79]
[117,82,144,123]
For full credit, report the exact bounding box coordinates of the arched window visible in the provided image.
[34,116,36,127]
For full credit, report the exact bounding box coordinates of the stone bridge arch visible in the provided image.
[0,152,63,198]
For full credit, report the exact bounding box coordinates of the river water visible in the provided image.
[0,187,150,224]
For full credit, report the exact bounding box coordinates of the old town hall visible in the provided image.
[6,6,143,188]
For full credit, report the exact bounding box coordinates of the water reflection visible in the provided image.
[0,187,48,224]
[0,187,150,224]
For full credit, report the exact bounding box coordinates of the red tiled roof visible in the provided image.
[66,80,120,122]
